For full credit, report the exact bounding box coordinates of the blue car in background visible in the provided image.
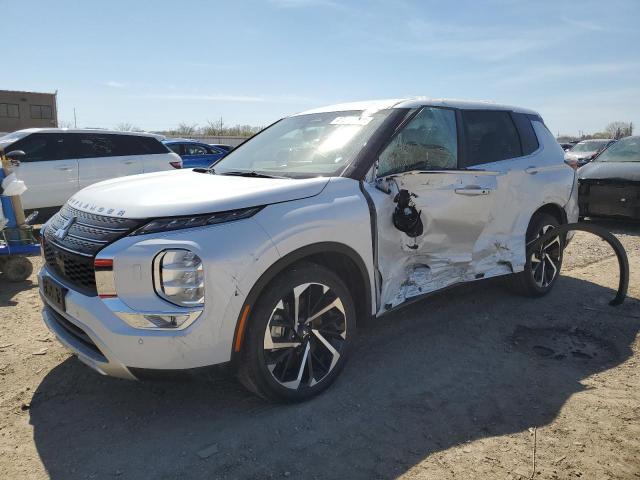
[162,139,227,168]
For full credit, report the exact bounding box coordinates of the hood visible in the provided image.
[565,150,597,161]
[68,169,330,218]
[579,161,640,182]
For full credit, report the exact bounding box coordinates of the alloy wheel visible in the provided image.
[263,282,347,390]
[528,224,562,288]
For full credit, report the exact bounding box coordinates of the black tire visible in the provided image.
[511,213,564,297]
[238,262,356,402]
[3,257,34,282]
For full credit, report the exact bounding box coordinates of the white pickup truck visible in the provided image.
[0,128,181,215]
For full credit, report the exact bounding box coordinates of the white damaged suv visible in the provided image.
[39,98,578,401]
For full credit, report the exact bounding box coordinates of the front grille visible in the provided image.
[42,203,145,294]
[43,241,98,294]
[45,204,143,256]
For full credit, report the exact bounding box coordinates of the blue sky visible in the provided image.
[3,0,639,135]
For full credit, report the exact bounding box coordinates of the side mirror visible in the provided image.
[5,150,25,167]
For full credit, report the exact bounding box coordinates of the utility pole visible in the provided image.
[73,108,77,128]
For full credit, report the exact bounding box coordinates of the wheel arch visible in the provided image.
[531,203,567,226]
[230,242,372,360]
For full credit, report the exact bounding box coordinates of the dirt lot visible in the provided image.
[1,219,639,479]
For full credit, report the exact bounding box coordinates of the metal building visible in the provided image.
[0,90,58,133]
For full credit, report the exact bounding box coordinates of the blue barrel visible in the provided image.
[0,195,18,228]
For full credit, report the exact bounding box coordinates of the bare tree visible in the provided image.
[605,121,633,139]
[58,120,74,129]
[202,117,225,136]
[173,123,199,137]
[115,122,141,132]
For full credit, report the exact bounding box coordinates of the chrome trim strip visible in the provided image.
[44,237,94,258]
[101,297,203,331]
[67,232,110,244]
[58,211,131,232]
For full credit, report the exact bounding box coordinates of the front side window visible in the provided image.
[167,143,182,155]
[10,133,69,162]
[462,110,522,166]
[30,105,53,120]
[595,137,639,163]
[0,103,20,118]
[377,107,458,176]
[213,109,394,178]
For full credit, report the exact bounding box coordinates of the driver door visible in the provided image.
[363,107,503,312]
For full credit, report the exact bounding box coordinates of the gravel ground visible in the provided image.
[0,218,639,480]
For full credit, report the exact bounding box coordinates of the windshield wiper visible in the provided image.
[220,170,284,179]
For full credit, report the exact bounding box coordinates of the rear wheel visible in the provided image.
[238,262,355,402]
[512,213,563,297]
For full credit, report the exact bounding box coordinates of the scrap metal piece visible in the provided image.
[528,222,629,306]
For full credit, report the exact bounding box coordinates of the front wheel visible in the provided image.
[238,262,355,402]
[512,213,564,297]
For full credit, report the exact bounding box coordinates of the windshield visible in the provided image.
[595,136,640,163]
[213,109,394,178]
[0,131,29,150]
[571,140,609,153]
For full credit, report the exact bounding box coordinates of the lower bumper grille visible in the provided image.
[47,307,107,362]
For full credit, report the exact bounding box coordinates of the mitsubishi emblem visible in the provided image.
[54,217,76,241]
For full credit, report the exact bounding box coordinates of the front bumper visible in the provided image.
[579,179,640,220]
[38,265,230,379]
[42,302,136,379]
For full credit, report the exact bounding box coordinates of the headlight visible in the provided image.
[131,206,263,236]
[153,249,204,307]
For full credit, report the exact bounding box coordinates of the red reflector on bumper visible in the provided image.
[94,258,113,268]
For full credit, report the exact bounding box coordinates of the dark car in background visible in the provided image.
[565,139,615,168]
[578,136,640,220]
[163,139,227,168]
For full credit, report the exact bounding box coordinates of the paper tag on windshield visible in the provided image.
[330,116,373,126]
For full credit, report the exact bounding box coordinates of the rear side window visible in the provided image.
[135,136,169,154]
[462,110,522,167]
[75,134,168,158]
[184,144,209,155]
[512,113,539,155]
[110,135,169,155]
[10,133,71,162]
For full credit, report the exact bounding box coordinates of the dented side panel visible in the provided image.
[368,120,575,314]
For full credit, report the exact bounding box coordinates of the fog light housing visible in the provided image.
[153,249,204,307]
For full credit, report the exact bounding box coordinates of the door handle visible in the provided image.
[123,161,135,165]
[56,166,74,171]
[525,167,539,175]
[455,187,492,196]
